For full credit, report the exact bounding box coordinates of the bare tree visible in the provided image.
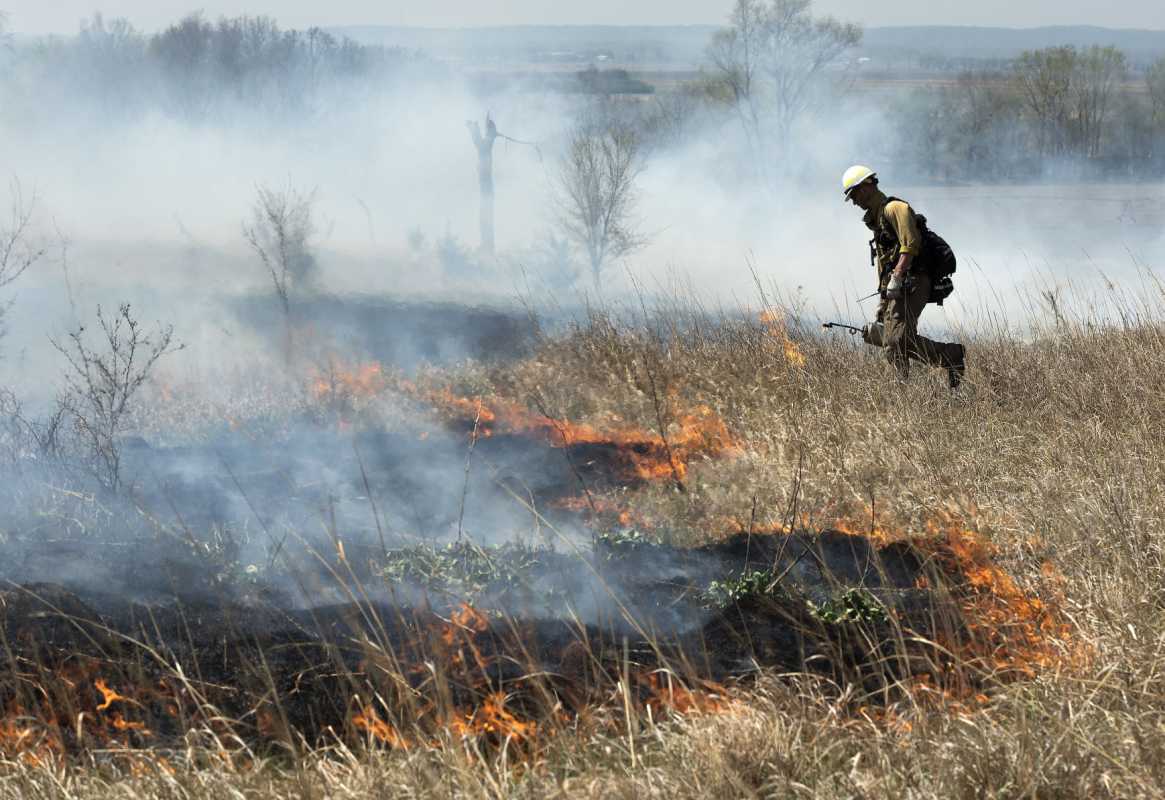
[0,180,45,342]
[708,0,767,153]
[150,13,215,121]
[52,304,181,492]
[465,113,539,255]
[761,0,861,145]
[1014,45,1127,160]
[1150,57,1165,127]
[243,183,317,361]
[1071,46,1127,158]
[708,0,860,176]
[555,115,646,290]
[467,114,499,254]
[1013,46,1076,157]
[77,14,147,115]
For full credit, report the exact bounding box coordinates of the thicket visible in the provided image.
[888,47,1165,181]
[0,12,428,124]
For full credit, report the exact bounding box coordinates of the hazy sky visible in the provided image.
[3,1,1164,35]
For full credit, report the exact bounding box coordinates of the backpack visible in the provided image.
[882,198,957,306]
[914,213,956,305]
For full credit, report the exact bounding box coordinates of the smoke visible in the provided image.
[0,11,1161,615]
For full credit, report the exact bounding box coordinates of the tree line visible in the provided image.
[888,46,1165,181]
[1,12,427,124]
[692,2,1165,183]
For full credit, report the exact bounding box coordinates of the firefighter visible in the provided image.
[842,165,966,388]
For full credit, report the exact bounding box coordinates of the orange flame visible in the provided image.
[95,678,127,711]
[451,603,490,633]
[404,382,739,485]
[452,692,537,742]
[640,672,732,715]
[924,525,1079,677]
[308,358,389,405]
[0,703,63,767]
[760,310,806,368]
[352,706,411,749]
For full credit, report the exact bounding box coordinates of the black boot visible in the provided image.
[947,344,966,390]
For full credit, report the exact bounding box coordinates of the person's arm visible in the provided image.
[884,201,921,291]
[891,251,913,281]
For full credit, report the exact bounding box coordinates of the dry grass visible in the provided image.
[5,288,1165,798]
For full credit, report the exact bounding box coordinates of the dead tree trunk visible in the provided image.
[467,115,499,254]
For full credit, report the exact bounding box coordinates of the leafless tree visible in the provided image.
[708,0,767,153]
[52,304,181,492]
[0,388,67,467]
[1013,46,1076,157]
[243,183,317,361]
[761,0,861,143]
[77,14,147,115]
[466,113,540,255]
[1014,45,1127,159]
[555,115,646,290]
[1150,58,1165,127]
[467,114,500,254]
[150,13,215,121]
[1071,46,1127,158]
[708,0,860,174]
[0,180,45,343]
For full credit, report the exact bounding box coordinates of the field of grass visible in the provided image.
[3,288,1165,798]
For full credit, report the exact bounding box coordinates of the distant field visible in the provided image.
[461,64,1154,96]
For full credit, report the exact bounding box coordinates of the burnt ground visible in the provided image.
[7,423,723,603]
[229,293,538,370]
[0,360,987,756]
[0,530,963,755]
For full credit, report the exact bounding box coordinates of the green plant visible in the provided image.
[809,588,888,625]
[379,540,547,604]
[703,568,782,607]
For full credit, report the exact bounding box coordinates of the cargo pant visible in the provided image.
[863,273,962,379]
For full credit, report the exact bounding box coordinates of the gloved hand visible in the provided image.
[884,273,908,300]
[861,322,884,345]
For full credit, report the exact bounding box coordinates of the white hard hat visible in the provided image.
[841,165,876,196]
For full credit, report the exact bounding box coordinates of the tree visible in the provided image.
[708,0,861,177]
[243,184,318,362]
[466,114,499,254]
[708,0,769,156]
[954,72,1022,173]
[465,113,539,255]
[76,14,147,117]
[761,0,861,144]
[1071,46,1127,158]
[149,13,215,120]
[1013,46,1076,157]
[1147,57,1165,128]
[555,115,646,290]
[0,180,45,343]
[52,304,181,492]
[1013,45,1127,160]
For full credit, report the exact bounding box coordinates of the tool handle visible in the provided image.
[821,322,863,335]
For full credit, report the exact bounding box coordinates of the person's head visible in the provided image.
[841,165,879,210]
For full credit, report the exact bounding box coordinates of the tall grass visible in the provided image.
[3,283,1165,798]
